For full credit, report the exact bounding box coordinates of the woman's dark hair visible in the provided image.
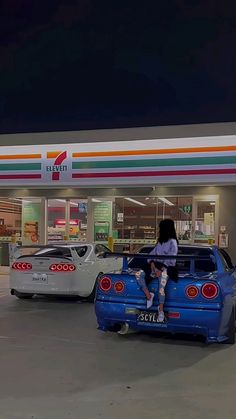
[158,219,178,244]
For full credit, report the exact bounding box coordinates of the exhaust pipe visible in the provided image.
[118,322,129,335]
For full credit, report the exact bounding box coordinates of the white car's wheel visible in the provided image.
[87,273,103,303]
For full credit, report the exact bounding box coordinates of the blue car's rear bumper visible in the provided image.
[95,300,226,343]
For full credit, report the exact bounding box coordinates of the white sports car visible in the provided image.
[9,243,122,301]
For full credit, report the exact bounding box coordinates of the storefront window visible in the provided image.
[69,199,88,241]
[21,198,41,245]
[114,197,158,240]
[157,196,193,243]
[113,196,193,251]
[47,199,66,242]
[193,199,216,244]
[0,198,22,242]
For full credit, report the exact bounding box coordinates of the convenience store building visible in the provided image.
[0,122,236,260]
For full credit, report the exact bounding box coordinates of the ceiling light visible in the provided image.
[210,202,215,206]
[158,197,174,206]
[56,199,66,203]
[125,198,146,207]
[70,201,78,206]
[92,198,102,203]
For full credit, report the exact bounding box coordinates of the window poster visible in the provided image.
[22,202,41,245]
[93,201,112,243]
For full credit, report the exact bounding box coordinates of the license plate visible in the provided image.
[32,273,48,283]
[137,310,167,324]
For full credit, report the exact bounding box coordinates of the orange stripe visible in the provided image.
[47,152,62,159]
[0,154,41,160]
[72,145,236,158]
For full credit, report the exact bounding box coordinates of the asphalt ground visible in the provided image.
[0,275,235,419]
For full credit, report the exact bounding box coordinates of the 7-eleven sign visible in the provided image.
[46,151,68,181]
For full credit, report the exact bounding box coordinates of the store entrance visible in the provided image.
[47,199,88,243]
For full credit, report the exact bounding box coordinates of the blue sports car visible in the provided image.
[95,245,236,344]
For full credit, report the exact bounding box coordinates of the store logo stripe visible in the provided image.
[47,151,62,159]
[0,154,41,160]
[72,168,236,179]
[0,163,41,171]
[0,174,41,180]
[72,145,236,159]
[72,155,236,170]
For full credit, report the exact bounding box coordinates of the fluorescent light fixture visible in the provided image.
[56,199,66,203]
[70,201,78,206]
[12,198,31,203]
[92,198,102,203]
[210,202,215,206]
[125,197,146,207]
[158,197,174,206]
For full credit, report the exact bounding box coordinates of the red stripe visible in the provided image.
[72,168,236,179]
[52,173,60,181]
[0,174,41,180]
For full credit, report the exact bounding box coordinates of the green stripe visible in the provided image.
[0,163,41,171]
[72,156,236,170]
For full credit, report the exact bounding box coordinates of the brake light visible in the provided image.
[99,276,112,292]
[186,285,199,299]
[114,281,125,293]
[201,283,218,299]
[49,263,76,272]
[168,312,180,319]
[12,262,32,271]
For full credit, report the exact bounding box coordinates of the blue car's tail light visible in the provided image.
[201,283,218,299]
[114,281,125,293]
[99,276,112,292]
[185,285,199,299]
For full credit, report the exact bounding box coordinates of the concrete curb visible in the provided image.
[0,267,9,275]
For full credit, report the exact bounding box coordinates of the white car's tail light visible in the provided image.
[12,262,32,271]
[49,263,76,272]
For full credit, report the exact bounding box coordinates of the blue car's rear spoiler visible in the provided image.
[103,252,213,271]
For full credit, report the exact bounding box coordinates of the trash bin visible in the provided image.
[1,242,10,266]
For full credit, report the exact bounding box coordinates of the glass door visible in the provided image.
[47,199,67,243]
[192,196,219,245]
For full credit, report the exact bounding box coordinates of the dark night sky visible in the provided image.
[0,0,236,134]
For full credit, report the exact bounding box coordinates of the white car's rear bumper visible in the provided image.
[9,271,90,297]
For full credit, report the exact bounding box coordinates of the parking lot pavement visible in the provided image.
[0,276,236,419]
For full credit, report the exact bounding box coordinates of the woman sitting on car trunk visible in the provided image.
[135,219,178,323]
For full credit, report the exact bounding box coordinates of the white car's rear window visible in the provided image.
[33,248,72,258]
